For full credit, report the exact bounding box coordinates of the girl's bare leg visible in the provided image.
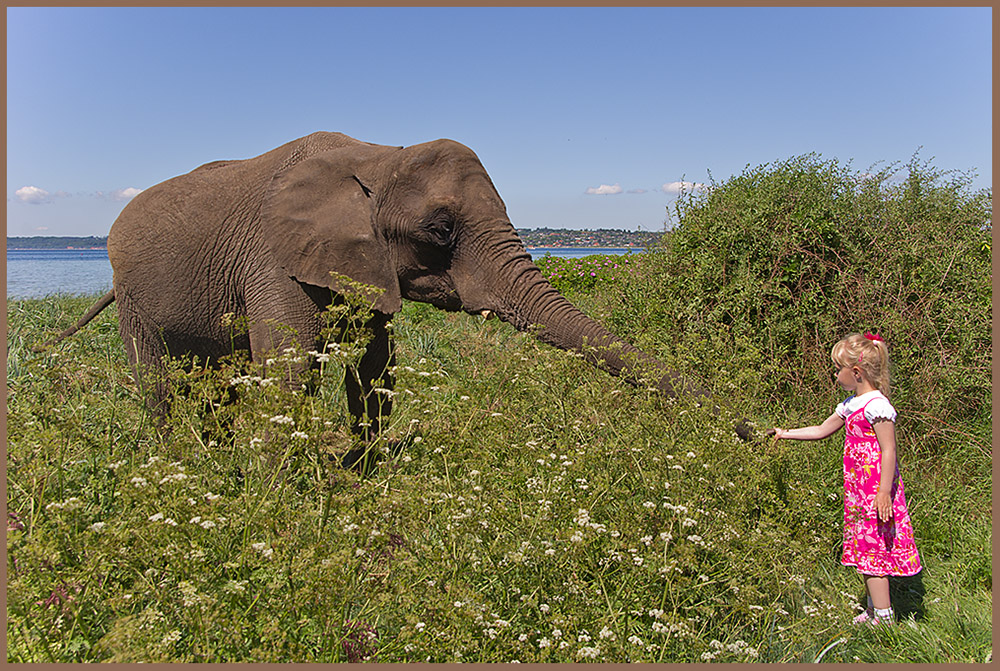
[864,574,892,611]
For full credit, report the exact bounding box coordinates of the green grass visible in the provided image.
[6,155,991,662]
[6,293,991,663]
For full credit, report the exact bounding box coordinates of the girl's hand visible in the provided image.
[874,490,893,522]
[766,428,785,439]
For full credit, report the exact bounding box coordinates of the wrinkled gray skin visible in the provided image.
[52,132,716,440]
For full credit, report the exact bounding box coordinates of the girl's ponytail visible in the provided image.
[831,333,891,397]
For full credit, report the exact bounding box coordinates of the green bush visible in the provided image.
[535,253,643,293]
[608,154,991,456]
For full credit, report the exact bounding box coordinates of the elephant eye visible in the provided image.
[416,208,457,249]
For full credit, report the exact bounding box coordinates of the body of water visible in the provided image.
[7,249,114,299]
[6,247,643,299]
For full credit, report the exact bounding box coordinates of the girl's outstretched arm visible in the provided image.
[768,413,844,440]
[872,420,898,521]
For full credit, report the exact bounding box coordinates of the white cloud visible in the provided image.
[15,186,54,204]
[95,187,143,202]
[585,183,624,196]
[15,185,146,205]
[110,187,143,202]
[661,181,706,194]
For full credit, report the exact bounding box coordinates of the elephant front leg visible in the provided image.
[344,313,396,444]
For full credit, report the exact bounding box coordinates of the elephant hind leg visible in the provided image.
[116,293,171,424]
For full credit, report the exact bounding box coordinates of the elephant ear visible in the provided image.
[260,150,402,314]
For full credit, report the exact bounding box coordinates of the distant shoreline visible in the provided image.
[8,229,664,251]
[7,236,110,251]
[9,246,643,252]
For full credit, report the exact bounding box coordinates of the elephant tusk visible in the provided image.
[481,310,495,320]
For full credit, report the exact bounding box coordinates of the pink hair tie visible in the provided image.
[864,333,884,343]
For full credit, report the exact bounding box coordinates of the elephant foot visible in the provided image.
[734,418,754,442]
[340,436,412,472]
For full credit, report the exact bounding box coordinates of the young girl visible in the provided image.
[768,333,921,625]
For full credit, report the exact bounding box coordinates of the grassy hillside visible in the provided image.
[6,155,991,662]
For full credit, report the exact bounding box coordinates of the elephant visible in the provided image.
[44,132,749,447]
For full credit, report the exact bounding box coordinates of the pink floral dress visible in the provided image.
[839,396,922,576]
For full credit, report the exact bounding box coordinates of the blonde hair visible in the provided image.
[831,333,891,397]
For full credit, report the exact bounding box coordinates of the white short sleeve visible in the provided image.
[836,391,897,423]
[864,396,897,424]
[835,395,856,419]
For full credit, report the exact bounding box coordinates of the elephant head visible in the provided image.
[258,135,702,401]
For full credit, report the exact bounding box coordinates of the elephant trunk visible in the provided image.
[490,250,707,400]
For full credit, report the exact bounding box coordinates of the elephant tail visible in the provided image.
[32,289,116,352]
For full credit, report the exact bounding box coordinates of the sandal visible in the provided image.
[853,610,894,626]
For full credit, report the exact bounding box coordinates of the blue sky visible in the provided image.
[6,6,992,236]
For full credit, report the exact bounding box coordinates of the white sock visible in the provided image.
[874,607,893,619]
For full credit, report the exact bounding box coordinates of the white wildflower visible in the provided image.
[159,473,188,484]
[223,580,247,594]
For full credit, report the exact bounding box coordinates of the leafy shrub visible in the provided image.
[607,153,991,459]
[535,253,643,293]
